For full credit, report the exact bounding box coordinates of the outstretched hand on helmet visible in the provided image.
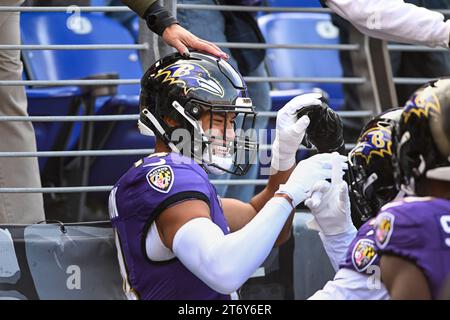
[270,93,323,172]
[162,24,229,60]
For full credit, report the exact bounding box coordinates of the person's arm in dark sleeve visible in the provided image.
[120,0,229,58]
[121,0,175,36]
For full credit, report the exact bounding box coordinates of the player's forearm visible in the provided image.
[326,0,450,48]
[223,170,294,243]
[172,197,293,294]
[318,227,357,271]
[249,166,295,213]
[274,210,294,247]
[221,168,294,232]
[249,182,295,247]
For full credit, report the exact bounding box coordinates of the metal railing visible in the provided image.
[0,5,331,13]
[0,3,443,199]
[0,44,148,50]
[0,76,367,86]
[0,43,359,50]
[0,110,372,122]
[0,179,270,194]
[1,5,446,15]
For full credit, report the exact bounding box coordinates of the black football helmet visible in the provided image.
[348,108,402,221]
[392,78,450,195]
[138,51,258,176]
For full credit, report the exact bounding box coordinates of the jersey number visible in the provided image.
[440,215,450,248]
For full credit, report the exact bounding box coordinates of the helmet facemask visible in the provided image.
[348,152,398,221]
[199,105,258,176]
[347,109,402,220]
[391,127,418,196]
[347,159,375,221]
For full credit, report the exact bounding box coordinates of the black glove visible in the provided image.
[296,103,345,154]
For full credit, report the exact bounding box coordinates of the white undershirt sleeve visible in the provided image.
[319,226,357,272]
[308,268,390,300]
[327,0,450,48]
[172,197,293,295]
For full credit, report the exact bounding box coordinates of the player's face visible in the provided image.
[198,111,237,174]
[201,112,236,145]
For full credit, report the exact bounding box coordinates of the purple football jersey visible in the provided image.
[340,219,380,273]
[374,197,450,299]
[109,152,230,300]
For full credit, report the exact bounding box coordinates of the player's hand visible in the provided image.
[305,152,354,236]
[276,152,347,207]
[270,93,323,171]
[162,24,229,60]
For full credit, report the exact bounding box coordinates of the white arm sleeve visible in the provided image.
[308,268,390,300]
[327,0,450,48]
[318,226,357,272]
[172,197,293,295]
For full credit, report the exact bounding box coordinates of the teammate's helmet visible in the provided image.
[348,108,402,221]
[392,78,450,195]
[138,52,258,176]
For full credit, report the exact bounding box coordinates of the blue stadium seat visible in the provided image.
[20,12,152,194]
[130,16,140,43]
[265,0,321,7]
[21,12,141,96]
[26,86,83,171]
[87,95,146,188]
[258,12,344,110]
[90,0,107,5]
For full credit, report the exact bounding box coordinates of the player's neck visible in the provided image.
[417,178,450,199]
[155,139,172,153]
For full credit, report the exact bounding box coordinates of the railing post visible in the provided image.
[348,26,398,115]
[367,37,398,110]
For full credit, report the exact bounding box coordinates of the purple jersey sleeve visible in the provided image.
[340,219,380,273]
[374,203,422,257]
[374,197,450,299]
[113,153,214,224]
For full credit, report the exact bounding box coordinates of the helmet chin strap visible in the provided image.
[401,177,416,196]
[393,189,406,201]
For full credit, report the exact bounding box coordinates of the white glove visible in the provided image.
[446,20,450,49]
[276,152,347,207]
[271,93,323,171]
[305,152,354,236]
